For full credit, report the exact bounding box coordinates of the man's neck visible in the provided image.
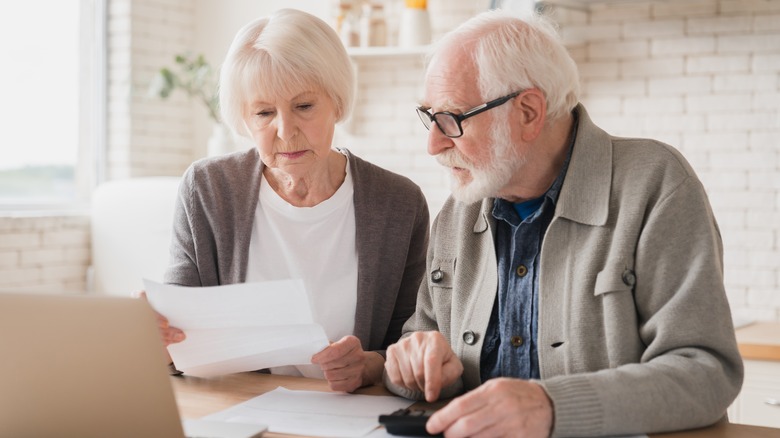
[498,113,575,203]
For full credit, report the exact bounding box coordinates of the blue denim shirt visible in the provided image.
[480,115,578,382]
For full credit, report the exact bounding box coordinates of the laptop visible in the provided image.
[0,292,266,438]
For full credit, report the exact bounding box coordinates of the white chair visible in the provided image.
[90,177,181,295]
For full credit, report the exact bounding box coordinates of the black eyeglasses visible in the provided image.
[416,90,522,138]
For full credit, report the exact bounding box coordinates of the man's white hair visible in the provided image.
[428,9,580,122]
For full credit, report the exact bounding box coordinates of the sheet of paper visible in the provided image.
[204,387,414,438]
[364,428,421,438]
[143,279,329,377]
[363,426,649,438]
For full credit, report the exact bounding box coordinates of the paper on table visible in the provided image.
[364,429,647,438]
[204,387,414,438]
[143,279,329,377]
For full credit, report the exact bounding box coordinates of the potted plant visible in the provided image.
[149,53,232,156]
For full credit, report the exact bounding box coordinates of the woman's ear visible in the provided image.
[513,89,547,142]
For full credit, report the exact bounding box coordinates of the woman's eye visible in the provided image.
[256,110,274,117]
[296,103,313,111]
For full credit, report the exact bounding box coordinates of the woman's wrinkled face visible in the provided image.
[244,89,339,177]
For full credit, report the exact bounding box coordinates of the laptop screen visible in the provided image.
[0,293,185,438]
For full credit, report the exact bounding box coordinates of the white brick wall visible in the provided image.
[0,215,90,293]
[2,0,778,323]
[107,0,197,180]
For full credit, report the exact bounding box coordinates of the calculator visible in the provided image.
[378,408,442,437]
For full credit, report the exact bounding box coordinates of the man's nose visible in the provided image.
[427,124,454,156]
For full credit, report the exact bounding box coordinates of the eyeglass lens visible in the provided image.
[434,114,461,137]
[416,108,462,138]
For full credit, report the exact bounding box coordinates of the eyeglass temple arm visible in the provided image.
[461,92,521,119]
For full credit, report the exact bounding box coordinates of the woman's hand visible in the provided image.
[311,335,384,393]
[137,291,186,347]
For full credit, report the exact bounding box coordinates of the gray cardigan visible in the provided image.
[164,148,430,354]
[387,105,743,437]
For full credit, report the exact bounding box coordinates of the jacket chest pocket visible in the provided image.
[593,262,641,366]
[429,258,456,317]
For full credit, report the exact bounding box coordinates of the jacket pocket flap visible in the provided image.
[594,264,634,296]
[428,257,456,288]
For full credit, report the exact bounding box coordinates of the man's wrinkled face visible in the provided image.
[422,51,525,204]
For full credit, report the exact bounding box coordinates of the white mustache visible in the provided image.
[436,149,473,170]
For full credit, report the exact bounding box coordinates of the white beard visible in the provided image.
[437,120,525,204]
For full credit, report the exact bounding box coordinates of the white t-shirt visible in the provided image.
[245,157,358,378]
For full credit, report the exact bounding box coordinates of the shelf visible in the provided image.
[346,45,430,59]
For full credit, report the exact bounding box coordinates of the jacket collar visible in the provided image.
[556,104,612,226]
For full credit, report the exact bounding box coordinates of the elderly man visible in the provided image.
[384,9,743,438]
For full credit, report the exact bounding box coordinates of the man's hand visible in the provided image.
[311,335,383,393]
[385,331,464,402]
[426,378,554,438]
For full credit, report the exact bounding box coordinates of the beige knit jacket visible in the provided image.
[386,105,743,437]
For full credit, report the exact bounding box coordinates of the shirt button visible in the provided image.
[516,264,528,277]
[622,269,636,287]
[510,335,524,347]
[463,330,476,345]
[431,269,444,283]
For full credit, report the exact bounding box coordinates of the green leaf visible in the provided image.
[149,52,221,123]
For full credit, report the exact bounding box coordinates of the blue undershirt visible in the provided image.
[513,197,545,221]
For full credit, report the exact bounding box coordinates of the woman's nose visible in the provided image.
[275,111,297,142]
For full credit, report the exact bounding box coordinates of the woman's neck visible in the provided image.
[263,149,347,207]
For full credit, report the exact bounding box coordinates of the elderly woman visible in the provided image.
[155,9,429,392]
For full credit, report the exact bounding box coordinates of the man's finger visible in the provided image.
[385,346,402,385]
[440,355,464,387]
[423,341,443,402]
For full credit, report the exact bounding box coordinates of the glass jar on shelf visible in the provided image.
[338,4,360,47]
[359,2,387,47]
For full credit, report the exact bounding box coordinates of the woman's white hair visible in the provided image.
[219,8,354,138]
[429,9,580,122]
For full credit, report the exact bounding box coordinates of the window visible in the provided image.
[0,0,104,209]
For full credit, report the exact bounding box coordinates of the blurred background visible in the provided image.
[0,0,778,326]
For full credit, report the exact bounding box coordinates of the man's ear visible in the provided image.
[513,89,546,142]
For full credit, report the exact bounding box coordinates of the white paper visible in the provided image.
[204,387,414,438]
[182,419,267,438]
[143,279,329,377]
[364,426,648,438]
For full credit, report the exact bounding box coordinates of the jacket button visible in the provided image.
[516,264,528,277]
[622,269,636,287]
[431,269,444,283]
[463,330,477,345]
[510,335,524,347]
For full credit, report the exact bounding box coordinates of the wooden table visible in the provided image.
[737,322,780,361]
[172,372,780,438]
